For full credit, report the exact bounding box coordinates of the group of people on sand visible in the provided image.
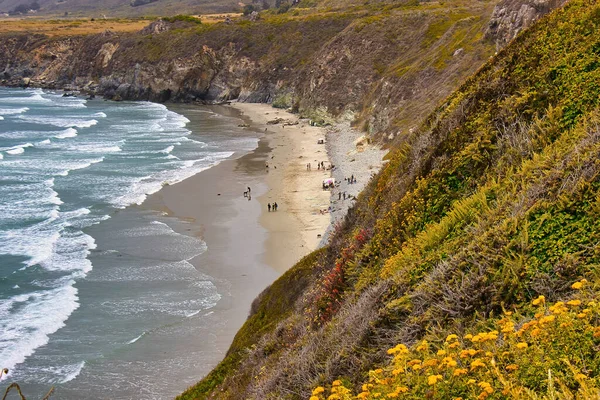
[267,202,278,212]
[307,161,335,171]
[338,191,351,200]
[345,175,357,184]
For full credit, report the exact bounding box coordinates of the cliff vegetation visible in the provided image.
[177,0,600,398]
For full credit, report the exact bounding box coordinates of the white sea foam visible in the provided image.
[54,128,78,139]
[4,143,33,155]
[0,116,4,120]
[0,91,51,104]
[0,284,80,374]
[0,107,29,115]
[58,361,86,383]
[111,151,234,208]
[17,115,98,128]
[93,112,107,118]
[160,145,174,154]
[127,332,146,344]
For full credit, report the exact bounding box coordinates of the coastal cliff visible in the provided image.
[0,0,558,140]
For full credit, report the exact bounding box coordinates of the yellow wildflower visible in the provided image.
[470,358,486,370]
[392,368,404,376]
[386,394,398,399]
[446,334,458,342]
[437,349,447,356]
[310,397,319,400]
[464,334,473,340]
[357,393,369,399]
[453,368,468,376]
[467,379,476,385]
[396,387,408,393]
[416,340,428,352]
[567,299,582,306]
[312,387,325,395]
[427,374,443,386]
[505,364,518,371]
[572,281,584,290]
[387,344,408,355]
[516,342,528,349]
[539,315,555,324]
[460,349,478,358]
[531,328,541,337]
[423,358,438,367]
[448,341,460,349]
[532,295,545,306]
[332,380,342,387]
[374,369,383,374]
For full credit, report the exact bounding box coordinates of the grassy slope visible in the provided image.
[181,0,600,398]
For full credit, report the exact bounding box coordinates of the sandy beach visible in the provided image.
[141,102,385,395]
[230,102,332,272]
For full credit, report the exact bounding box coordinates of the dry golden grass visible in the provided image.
[0,17,150,36]
[192,13,242,24]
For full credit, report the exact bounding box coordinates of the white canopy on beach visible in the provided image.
[323,178,334,185]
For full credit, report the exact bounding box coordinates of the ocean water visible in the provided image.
[0,88,258,398]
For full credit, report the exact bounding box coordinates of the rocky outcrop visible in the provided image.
[485,0,568,49]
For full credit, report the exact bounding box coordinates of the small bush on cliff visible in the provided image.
[163,14,202,24]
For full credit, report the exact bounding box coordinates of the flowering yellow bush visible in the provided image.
[311,281,600,399]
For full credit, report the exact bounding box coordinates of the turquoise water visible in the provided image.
[0,88,257,398]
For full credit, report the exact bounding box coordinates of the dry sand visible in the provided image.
[230,102,332,273]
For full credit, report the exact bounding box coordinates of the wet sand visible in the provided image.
[142,102,332,393]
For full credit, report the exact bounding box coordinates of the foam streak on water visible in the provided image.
[0,87,252,388]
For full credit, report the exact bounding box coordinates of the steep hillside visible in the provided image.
[178,0,600,398]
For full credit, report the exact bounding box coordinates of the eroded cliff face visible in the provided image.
[0,0,567,139]
[486,0,569,49]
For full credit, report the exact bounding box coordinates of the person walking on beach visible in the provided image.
[268,203,271,212]
[248,186,251,194]
[273,202,278,211]
[338,192,341,200]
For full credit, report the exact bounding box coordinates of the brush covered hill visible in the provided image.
[0,0,554,140]
[178,0,600,398]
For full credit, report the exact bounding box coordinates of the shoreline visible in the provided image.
[229,102,332,273]
[118,101,384,396]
